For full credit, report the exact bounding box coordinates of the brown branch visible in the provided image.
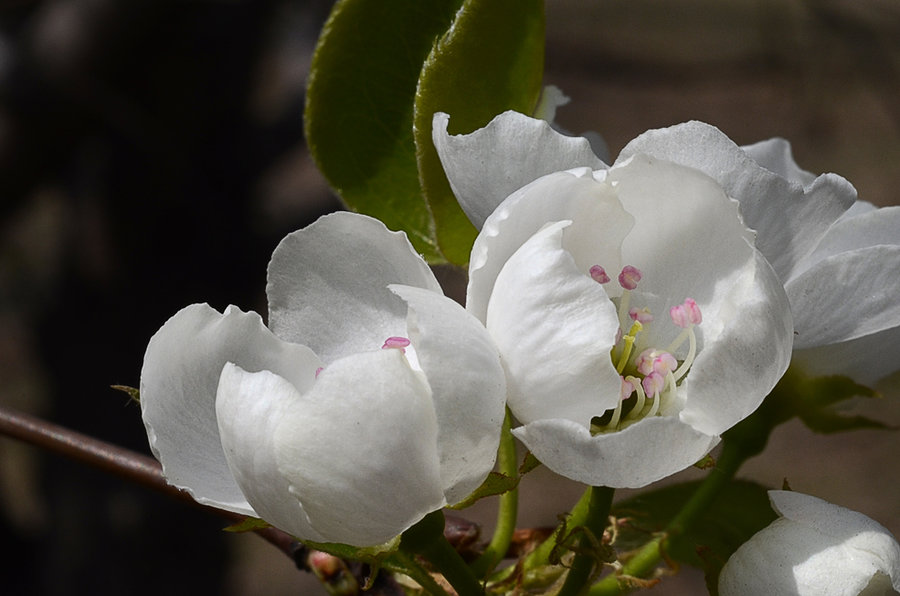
[0,403,300,561]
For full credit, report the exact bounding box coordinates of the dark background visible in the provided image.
[1,0,899,594]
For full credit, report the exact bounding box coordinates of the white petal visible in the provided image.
[388,285,506,505]
[791,324,900,386]
[273,350,446,546]
[512,417,720,488]
[679,249,793,435]
[487,221,623,427]
[607,156,793,435]
[617,121,857,282]
[267,212,442,364]
[216,364,325,541]
[740,137,816,186]
[794,205,900,274]
[788,246,900,349]
[139,303,322,515]
[720,492,900,596]
[467,169,632,323]
[433,111,606,230]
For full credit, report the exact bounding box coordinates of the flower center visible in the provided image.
[588,265,701,433]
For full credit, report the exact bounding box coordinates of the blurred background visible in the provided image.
[1,0,899,594]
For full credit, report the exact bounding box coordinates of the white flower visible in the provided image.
[139,212,506,547]
[619,122,900,385]
[719,491,900,596]
[434,114,793,487]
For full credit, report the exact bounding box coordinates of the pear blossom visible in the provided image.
[619,122,900,385]
[139,212,506,547]
[436,111,900,386]
[719,491,900,596]
[434,113,793,487]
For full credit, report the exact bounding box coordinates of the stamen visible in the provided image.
[618,265,642,290]
[381,336,411,353]
[315,367,324,378]
[625,375,646,420]
[629,307,653,324]
[608,377,633,429]
[670,298,701,328]
[589,265,610,284]
[672,328,697,381]
[635,349,677,377]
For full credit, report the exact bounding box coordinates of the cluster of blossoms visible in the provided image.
[140,101,900,591]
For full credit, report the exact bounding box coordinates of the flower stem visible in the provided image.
[470,411,519,578]
[588,439,748,595]
[401,510,484,595]
[557,486,615,596]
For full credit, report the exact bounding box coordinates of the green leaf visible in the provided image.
[613,480,776,585]
[413,0,545,264]
[305,0,464,263]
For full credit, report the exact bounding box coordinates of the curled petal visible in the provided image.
[487,221,623,426]
[267,212,441,364]
[216,364,325,541]
[433,111,606,231]
[140,303,322,515]
[388,285,506,505]
[467,169,632,323]
[512,416,720,488]
[273,350,446,547]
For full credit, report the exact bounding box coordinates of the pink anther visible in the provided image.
[589,265,610,284]
[381,336,411,353]
[620,377,635,401]
[670,298,702,328]
[642,371,666,398]
[315,367,324,378]
[618,265,642,290]
[629,307,654,324]
[636,349,677,377]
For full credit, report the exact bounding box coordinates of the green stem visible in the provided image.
[487,487,593,587]
[588,439,748,596]
[387,551,452,596]
[557,486,615,596]
[401,511,484,595]
[471,411,519,578]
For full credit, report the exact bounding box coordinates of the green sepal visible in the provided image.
[413,0,545,265]
[612,480,777,587]
[111,384,140,404]
[304,0,464,263]
[448,471,519,510]
[303,534,401,567]
[222,516,272,533]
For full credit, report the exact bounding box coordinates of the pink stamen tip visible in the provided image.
[315,367,324,378]
[620,377,635,401]
[642,372,666,398]
[589,265,610,284]
[618,265,642,290]
[670,298,702,328]
[636,349,676,376]
[381,336,411,352]
[629,307,654,324]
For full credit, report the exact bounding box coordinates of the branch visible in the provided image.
[0,403,298,560]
